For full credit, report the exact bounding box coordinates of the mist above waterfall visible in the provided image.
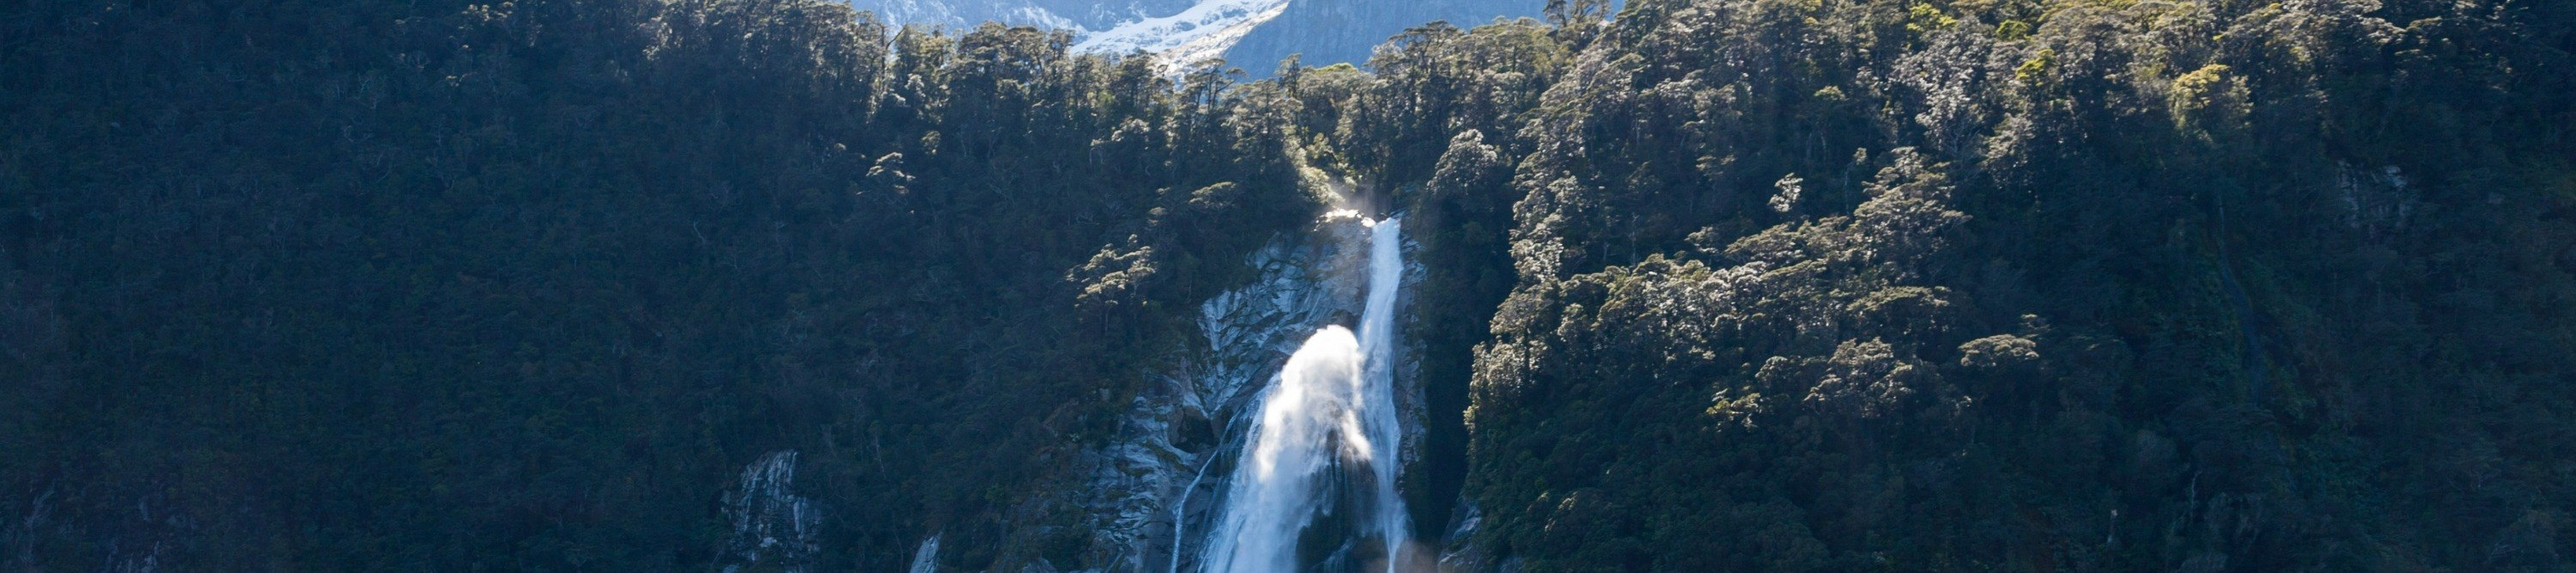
[1198,325,1365,573]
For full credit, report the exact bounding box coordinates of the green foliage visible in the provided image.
[3,0,2572,570]
[0,0,1309,570]
[1439,0,2576,570]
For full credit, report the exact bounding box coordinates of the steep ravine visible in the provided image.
[870,204,1437,572]
[1166,210,1431,572]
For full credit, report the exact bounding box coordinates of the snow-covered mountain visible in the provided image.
[857,0,1199,33]
[847,0,1550,72]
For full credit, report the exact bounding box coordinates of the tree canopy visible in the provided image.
[3,0,2571,570]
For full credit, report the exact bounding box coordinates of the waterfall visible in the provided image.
[908,535,940,573]
[1356,219,1411,573]
[1197,217,1412,573]
[720,451,819,573]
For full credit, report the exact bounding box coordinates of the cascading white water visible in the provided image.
[1354,219,1411,573]
[1197,326,1369,573]
[1198,217,1412,573]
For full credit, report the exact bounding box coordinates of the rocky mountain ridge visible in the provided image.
[845,0,1556,71]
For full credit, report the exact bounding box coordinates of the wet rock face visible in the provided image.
[974,216,1370,572]
[910,535,941,573]
[960,215,1432,573]
[721,451,820,573]
[1052,226,1366,572]
[2,488,193,573]
[1190,223,1372,417]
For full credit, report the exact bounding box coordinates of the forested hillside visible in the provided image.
[3,0,2571,570]
[1428,0,2576,570]
[0,2,1312,569]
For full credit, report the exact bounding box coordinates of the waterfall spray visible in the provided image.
[1198,217,1411,573]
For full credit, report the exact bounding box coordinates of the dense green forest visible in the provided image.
[3,0,2571,570]
[1,1,1315,568]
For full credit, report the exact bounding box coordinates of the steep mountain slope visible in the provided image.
[856,0,1200,32]
[1219,0,1548,76]
[847,0,1557,70]
[3,0,2572,570]
[0,2,1315,570]
[1393,1,2576,570]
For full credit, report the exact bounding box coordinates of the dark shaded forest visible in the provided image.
[1,1,1315,568]
[3,0,2571,570]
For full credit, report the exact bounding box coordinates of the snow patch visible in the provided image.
[1073,0,1292,70]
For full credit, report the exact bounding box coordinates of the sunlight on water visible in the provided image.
[1199,217,1412,573]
